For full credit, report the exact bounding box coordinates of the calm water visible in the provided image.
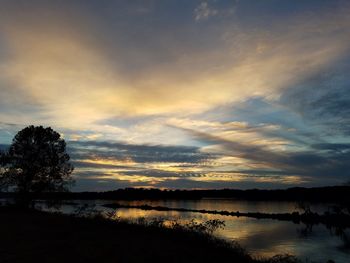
[32,199,350,263]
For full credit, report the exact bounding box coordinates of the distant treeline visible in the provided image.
[1,186,350,203]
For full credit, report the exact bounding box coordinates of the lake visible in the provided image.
[32,199,350,263]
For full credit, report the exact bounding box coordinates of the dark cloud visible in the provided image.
[199,97,326,147]
[153,178,311,190]
[311,143,350,152]
[1,0,350,191]
[0,122,19,127]
[182,127,350,181]
[73,161,132,170]
[72,178,140,192]
[280,58,350,135]
[68,140,215,164]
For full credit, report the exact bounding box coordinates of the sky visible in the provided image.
[1,0,350,191]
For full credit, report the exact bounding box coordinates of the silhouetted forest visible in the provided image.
[1,186,350,203]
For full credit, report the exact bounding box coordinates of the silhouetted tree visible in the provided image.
[0,126,74,205]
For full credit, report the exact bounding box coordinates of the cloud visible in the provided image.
[149,177,309,190]
[194,1,236,22]
[280,59,350,136]
[1,0,349,129]
[67,139,314,190]
[194,2,218,21]
[69,140,215,164]
[311,143,350,152]
[182,127,350,183]
[1,1,350,190]
[67,139,215,185]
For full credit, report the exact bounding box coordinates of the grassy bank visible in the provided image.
[0,206,298,263]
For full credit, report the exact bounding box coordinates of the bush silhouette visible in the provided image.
[0,125,74,205]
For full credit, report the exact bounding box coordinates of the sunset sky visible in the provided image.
[1,0,350,191]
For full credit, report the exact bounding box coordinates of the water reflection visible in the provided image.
[35,199,350,263]
[107,200,350,263]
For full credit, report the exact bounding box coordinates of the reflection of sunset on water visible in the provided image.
[102,200,349,262]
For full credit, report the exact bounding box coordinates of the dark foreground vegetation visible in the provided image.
[0,206,302,263]
[2,186,349,204]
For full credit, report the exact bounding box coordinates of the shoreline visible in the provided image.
[104,203,350,229]
[0,206,301,263]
